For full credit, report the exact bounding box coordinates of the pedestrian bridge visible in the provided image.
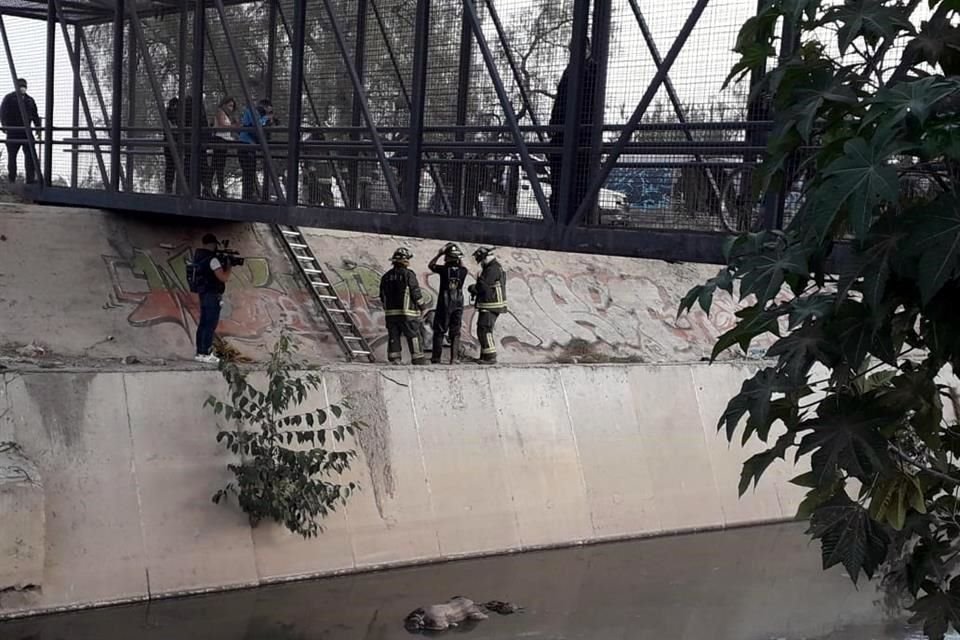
[0,0,793,263]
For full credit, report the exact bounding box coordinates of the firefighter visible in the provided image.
[379,247,428,365]
[467,246,507,364]
[428,243,468,364]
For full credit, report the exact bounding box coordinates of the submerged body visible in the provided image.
[404,596,488,631]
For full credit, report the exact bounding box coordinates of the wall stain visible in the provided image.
[339,372,395,524]
[23,373,93,450]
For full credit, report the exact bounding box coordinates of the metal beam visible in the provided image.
[319,0,403,212]
[405,0,430,215]
[463,0,552,222]
[587,0,611,225]
[0,15,44,185]
[44,0,54,183]
[50,3,110,188]
[349,0,367,208]
[111,0,123,191]
[569,0,710,228]
[265,0,277,102]
[453,4,471,216]
[125,0,188,194]
[556,0,590,225]
[125,19,136,191]
[70,24,79,187]
[189,0,205,198]
[286,0,306,206]
[211,0,284,200]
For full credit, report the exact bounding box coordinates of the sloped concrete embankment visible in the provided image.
[0,362,803,618]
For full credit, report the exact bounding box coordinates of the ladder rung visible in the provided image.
[296,256,316,262]
[327,308,347,313]
[351,350,372,356]
[287,242,309,248]
[310,280,332,287]
[344,336,363,341]
[335,322,352,326]
[303,268,323,274]
[317,295,338,300]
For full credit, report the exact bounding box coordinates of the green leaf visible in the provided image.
[738,243,809,306]
[767,324,839,379]
[830,302,874,370]
[866,77,960,128]
[838,229,902,309]
[724,42,777,89]
[816,134,904,238]
[783,293,835,330]
[909,580,960,640]
[739,431,795,496]
[820,0,915,55]
[717,367,794,442]
[678,268,734,317]
[906,195,960,304]
[711,305,783,361]
[806,492,891,583]
[798,394,891,484]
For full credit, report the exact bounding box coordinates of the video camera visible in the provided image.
[215,239,245,268]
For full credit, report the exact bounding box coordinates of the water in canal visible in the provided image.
[1,522,951,639]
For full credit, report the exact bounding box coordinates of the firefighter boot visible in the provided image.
[449,337,460,365]
[431,331,444,364]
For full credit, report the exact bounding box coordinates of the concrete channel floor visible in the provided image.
[0,522,933,640]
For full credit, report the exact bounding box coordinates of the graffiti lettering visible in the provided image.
[103,245,322,340]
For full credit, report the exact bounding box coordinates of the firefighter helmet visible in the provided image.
[444,243,463,261]
[391,247,414,263]
[472,246,495,263]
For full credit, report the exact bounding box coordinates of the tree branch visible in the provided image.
[891,444,960,486]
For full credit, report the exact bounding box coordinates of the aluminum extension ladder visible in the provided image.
[273,224,375,362]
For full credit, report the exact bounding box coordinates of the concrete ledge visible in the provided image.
[0,361,804,618]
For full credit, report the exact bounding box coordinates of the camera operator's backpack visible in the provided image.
[186,250,209,294]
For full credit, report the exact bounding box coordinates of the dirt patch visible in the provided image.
[547,338,646,365]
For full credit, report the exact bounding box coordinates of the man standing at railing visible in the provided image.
[1,78,41,185]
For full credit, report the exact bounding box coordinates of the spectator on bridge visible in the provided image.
[548,38,599,220]
[1,78,42,185]
[238,98,273,201]
[212,96,238,198]
[304,131,336,207]
[163,96,179,194]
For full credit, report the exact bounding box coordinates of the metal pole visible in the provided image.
[70,25,78,187]
[190,0,206,198]
[0,16,43,185]
[125,21,136,191]
[569,0,710,228]
[586,0,611,226]
[484,0,544,139]
[78,27,125,185]
[557,0,590,226]
[453,7,471,216]
[44,0,55,185]
[177,0,188,135]
[287,0,306,206]
[405,0,430,215]
[265,0,277,102]
[111,0,124,191]
[319,0,403,212]
[349,0,368,208]
[125,0,189,195]
[211,0,284,199]
[628,0,723,217]
[463,0,552,222]
[50,2,110,188]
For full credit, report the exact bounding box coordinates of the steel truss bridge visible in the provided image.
[0,0,787,262]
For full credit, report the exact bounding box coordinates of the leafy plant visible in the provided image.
[206,332,360,538]
[682,0,960,637]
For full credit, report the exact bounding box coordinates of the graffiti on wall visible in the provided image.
[321,248,742,361]
[102,245,322,340]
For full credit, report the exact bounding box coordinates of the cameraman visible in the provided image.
[194,233,232,364]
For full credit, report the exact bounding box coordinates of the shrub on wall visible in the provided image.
[206,332,360,538]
